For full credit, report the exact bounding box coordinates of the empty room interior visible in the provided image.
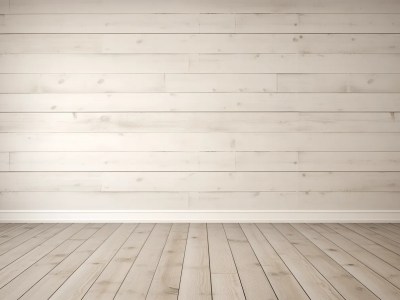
[1,0,400,299]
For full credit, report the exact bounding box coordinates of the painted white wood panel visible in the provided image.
[1,192,399,211]
[0,74,277,93]
[2,14,399,33]
[188,54,400,73]
[1,112,399,133]
[0,14,234,33]
[2,54,399,74]
[236,14,400,33]
[164,74,277,93]
[6,0,400,13]
[1,0,399,221]
[0,0,8,13]
[8,152,400,171]
[9,152,236,171]
[3,74,400,93]
[234,133,400,152]
[1,93,399,112]
[237,152,400,171]
[0,74,165,93]
[2,34,399,54]
[1,133,400,152]
[0,153,9,171]
[0,172,399,192]
[187,192,400,211]
[277,74,400,93]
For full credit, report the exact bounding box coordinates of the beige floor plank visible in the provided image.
[311,224,400,289]
[360,224,400,244]
[48,224,136,300]
[0,224,27,236]
[114,223,172,300]
[83,223,155,300]
[0,223,398,299]
[257,223,345,300]
[208,223,245,300]
[380,224,400,236]
[69,223,104,240]
[327,224,400,269]
[146,223,189,300]
[302,224,400,299]
[208,223,237,274]
[20,223,120,300]
[0,224,38,246]
[0,224,102,299]
[342,224,400,254]
[0,223,53,256]
[277,223,378,300]
[224,223,277,300]
[0,239,84,299]
[211,274,246,300]
[178,223,212,300]
[0,224,69,269]
[240,223,309,300]
[0,223,85,288]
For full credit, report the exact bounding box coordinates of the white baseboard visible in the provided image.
[0,210,399,223]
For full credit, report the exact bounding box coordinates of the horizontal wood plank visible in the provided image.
[1,133,400,152]
[0,171,398,192]
[236,14,400,33]
[2,14,400,33]
[1,112,399,133]
[1,93,399,112]
[5,151,400,171]
[2,74,400,93]
[0,153,9,171]
[6,0,400,13]
[0,74,277,93]
[278,74,400,93]
[0,74,165,93]
[1,0,399,219]
[2,54,399,73]
[1,34,399,54]
[237,151,400,171]
[1,191,399,211]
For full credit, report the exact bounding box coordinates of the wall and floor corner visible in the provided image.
[0,0,399,222]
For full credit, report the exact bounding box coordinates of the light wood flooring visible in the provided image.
[0,223,399,299]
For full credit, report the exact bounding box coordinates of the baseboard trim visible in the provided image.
[0,210,399,223]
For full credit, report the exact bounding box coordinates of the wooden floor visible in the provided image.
[0,223,399,299]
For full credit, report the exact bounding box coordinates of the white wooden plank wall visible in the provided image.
[0,0,400,221]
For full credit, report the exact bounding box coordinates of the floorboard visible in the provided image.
[0,223,398,299]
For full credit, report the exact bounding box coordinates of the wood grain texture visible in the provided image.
[5,0,400,13]
[1,191,399,211]
[178,223,211,299]
[1,93,399,112]
[2,54,400,73]
[298,223,400,299]
[2,34,399,54]
[19,224,120,299]
[83,223,154,300]
[274,223,378,300]
[257,223,345,299]
[2,14,400,33]
[0,223,398,299]
[1,0,399,218]
[6,151,400,171]
[1,112,400,133]
[2,133,400,152]
[0,171,399,192]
